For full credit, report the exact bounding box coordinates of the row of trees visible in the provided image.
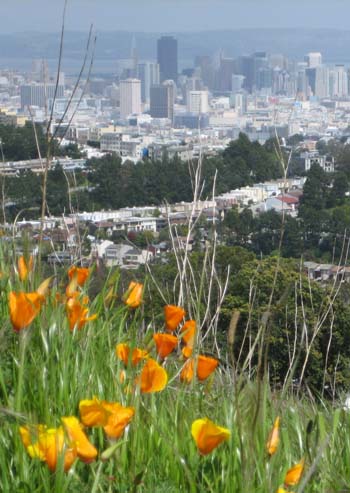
[87,133,283,208]
[3,132,283,219]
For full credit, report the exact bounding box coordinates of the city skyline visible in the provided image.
[2,0,350,33]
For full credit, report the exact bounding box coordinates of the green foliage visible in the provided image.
[0,123,83,162]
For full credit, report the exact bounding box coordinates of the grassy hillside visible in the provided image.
[0,252,350,493]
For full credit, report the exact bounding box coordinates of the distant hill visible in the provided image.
[1,29,350,71]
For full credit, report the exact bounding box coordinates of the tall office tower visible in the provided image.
[257,67,273,91]
[306,66,329,98]
[253,52,269,89]
[305,52,322,68]
[31,59,49,82]
[297,68,308,97]
[157,36,178,82]
[20,83,64,109]
[150,81,175,121]
[119,79,142,119]
[329,65,348,98]
[273,69,293,95]
[137,62,160,103]
[232,74,245,93]
[237,55,255,93]
[195,55,215,90]
[187,90,209,114]
[216,57,235,92]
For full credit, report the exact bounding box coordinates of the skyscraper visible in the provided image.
[157,36,178,82]
[216,57,235,92]
[329,65,348,98]
[119,79,142,119]
[306,66,329,99]
[305,52,322,68]
[20,83,64,109]
[150,81,175,121]
[137,62,160,103]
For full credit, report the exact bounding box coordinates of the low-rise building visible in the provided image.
[302,151,335,173]
[103,242,153,268]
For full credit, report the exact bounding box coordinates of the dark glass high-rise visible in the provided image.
[157,36,178,83]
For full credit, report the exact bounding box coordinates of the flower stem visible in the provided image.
[15,331,28,412]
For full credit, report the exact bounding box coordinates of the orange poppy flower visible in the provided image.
[180,358,195,383]
[181,320,196,345]
[197,355,219,381]
[153,333,178,359]
[20,425,77,472]
[61,416,97,463]
[164,305,185,331]
[181,320,196,357]
[180,355,218,383]
[68,266,90,287]
[66,297,97,331]
[123,282,143,308]
[101,402,135,439]
[138,358,168,393]
[18,255,33,281]
[266,416,280,456]
[79,397,135,439]
[182,346,193,358]
[115,343,148,366]
[79,397,108,427]
[191,418,230,455]
[284,459,305,487]
[9,291,44,332]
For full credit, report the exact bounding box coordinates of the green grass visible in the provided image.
[0,263,350,493]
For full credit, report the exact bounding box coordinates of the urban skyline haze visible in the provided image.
[2,0,350,33]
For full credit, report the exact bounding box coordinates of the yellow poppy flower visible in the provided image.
[61,416,97,463]
[266,416,280,456]
[138,358,168,393]
[284,459,305,487]
[191,418,230,455]
[20,425,77,472]
[123,282,143,308]
[79,397,135,439]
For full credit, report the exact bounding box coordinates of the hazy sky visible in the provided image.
[1,0,350,32]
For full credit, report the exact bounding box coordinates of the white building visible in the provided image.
[302,152,335,173]
[119,79,142,119]
[305,52,322,68]
[234,93,247,116]
[137,62,160,103]
[187,91,209,114]
[329,65,348,98]
[104,243,154,268]
[100,132,143,158]
[314,66,329,99]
